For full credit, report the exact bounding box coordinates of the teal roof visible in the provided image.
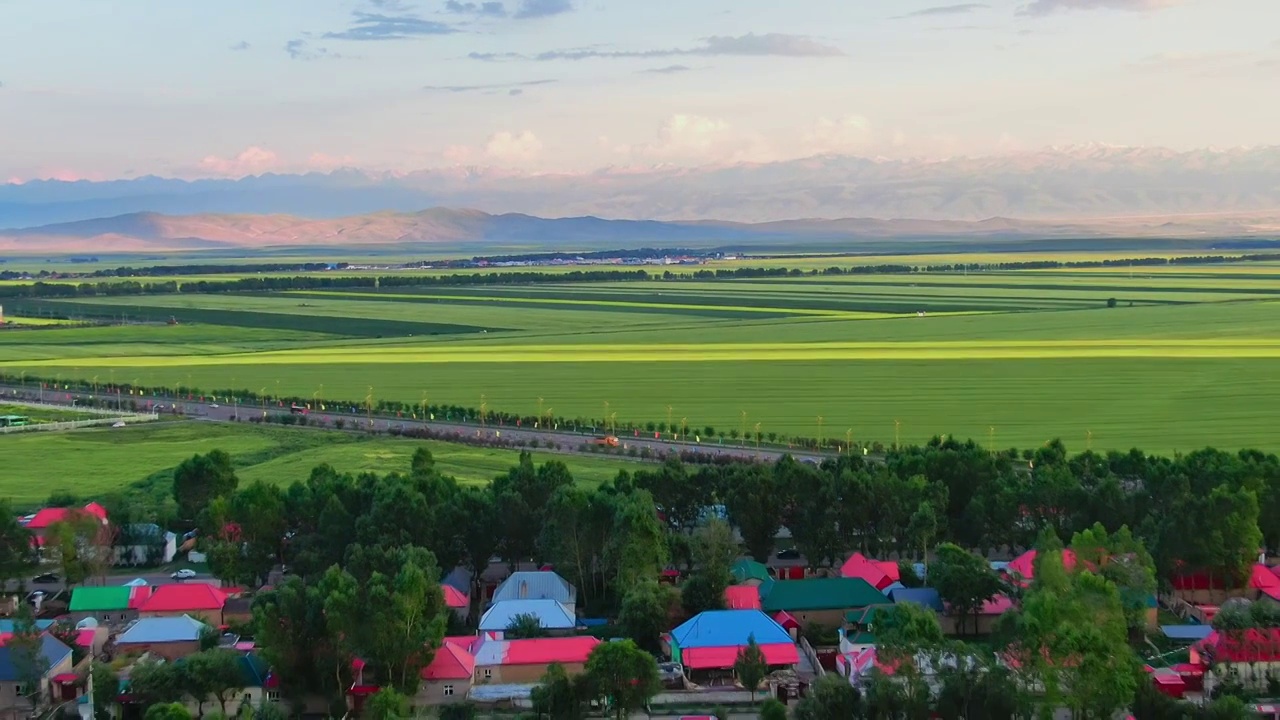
[760,578,884,612]
[731,559,771,584]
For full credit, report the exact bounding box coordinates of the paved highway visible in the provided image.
[0,384,841,467]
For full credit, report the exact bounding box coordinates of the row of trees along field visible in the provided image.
[3,252,1279,297]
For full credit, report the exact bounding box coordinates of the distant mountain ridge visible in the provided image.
[4,145,1280,229]
[4,207,1280,254]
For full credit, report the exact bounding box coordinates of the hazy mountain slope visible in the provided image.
[4,207,1280,254]
[4,146,1280,228]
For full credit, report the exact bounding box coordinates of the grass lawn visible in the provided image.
[0,402,99,422]
[0,420,647,509]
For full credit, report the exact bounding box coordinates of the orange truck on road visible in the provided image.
[592,435,620,447]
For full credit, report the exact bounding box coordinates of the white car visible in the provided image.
[171,569,198,580]
[112,421,126,428]
[210,403,219,408]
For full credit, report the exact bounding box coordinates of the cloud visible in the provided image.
[197,147,280,177]
[1020,0,1179,15]
[323,12,457,40]
[229,40,251,51]
[445,0,508,15]
[896,3,988,18]
[641,65,694,74]
[423,78,557,93]
[485,131,543,163]
[284,39,339,60]
[306,153,356,171]
[470,32,843,62]
[513,0,573,19]
[803,115,875,154]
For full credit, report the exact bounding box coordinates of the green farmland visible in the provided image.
[0,421,646,508]
[3,257,1279,454]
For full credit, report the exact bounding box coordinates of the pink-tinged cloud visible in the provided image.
[197,146,280,177]
[6,169,104,184]
[306,152,355,171]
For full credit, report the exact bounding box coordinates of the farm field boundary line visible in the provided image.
[292,290,893,318]
[8,338,1280,368]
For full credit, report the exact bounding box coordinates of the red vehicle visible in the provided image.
[592,435,619,447]
[289,404,309,415]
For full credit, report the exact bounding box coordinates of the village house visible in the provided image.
[478,599,577,635]
[113,523,178,567]
[0,633,75,715]
[840,553,901,591]
[67,585,152,627]
[1192,626,1280,694]
[471,636,600,685]
[137,584,228,624]
[489,572,577,615]
[731,559,772,586]
[666,610,799,682]
[115,615,208,661]
[442,585,469,622]
[415,639,476,706]
[19,502,109,557]
[759,577,885,628]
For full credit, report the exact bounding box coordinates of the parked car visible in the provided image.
[31,573,59,585]
[171,569,197,580]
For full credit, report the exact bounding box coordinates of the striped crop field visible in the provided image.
[3,256,1279,454]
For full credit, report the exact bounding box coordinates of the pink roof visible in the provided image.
[442,584,469,609]
[1196,628,1280,664]
[128,586,153,609]
[139,584,227,613]
[979,595,1016,615]
[1006,549,1078,583]
[725,586,761,610]
[682,643,799,670]
[444,636,478,653]
[422,642,475,680]
[772,611,801,630]
[74,629,95,648]
[1249,564,1280,600]
[505,637,600,665]
[24,503,107,530]
[876,561,900,583]
[839,553,893,590]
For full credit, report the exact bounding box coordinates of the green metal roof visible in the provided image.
[731,559,770,583]
[69,586,132,612]
[760,577,884,612]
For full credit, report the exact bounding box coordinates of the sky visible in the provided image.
[0,0,1277,181]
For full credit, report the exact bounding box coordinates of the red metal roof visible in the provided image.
[839,553,894,590]
[24,503,108,530]
[504,637,600,665]
[52,673,79,684]
[772,611,801,630]
[127,586,153,609]
[1249,565,1280,600]
[1006,549,1078,582]
[421,642,475,680]
[138,584,227,613]
[1196,628,1280,664]
[444,636,478,653]
[724,586,761,610]
[442,584,469,609]
[682,643,799,670]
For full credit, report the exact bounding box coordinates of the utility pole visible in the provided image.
[894,419,901,449]
[481,394,488,427]
[366,386,374,426]
[817,415,824,450]
[667,405,673,437]
[846,428,853,455]
[740,410,747,447]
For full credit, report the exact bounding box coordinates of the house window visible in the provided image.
[483,669,492,679]
[267,691,281,702]
[443,685,454,697]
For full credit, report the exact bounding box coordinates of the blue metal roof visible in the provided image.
[887,588,944,612]
[491,572,576,605]
[1161,625,1213,641]
[670,610,793,649]
[478,599,577,631]
[118,615,207,644]
[0,634,73,682]
[0,620,54,632]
